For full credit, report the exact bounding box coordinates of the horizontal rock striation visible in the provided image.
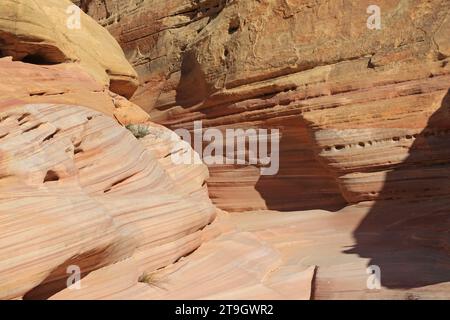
[80,0,450,211]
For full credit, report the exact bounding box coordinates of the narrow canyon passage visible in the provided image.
[0,0,449,300]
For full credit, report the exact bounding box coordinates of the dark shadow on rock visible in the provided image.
[175,51,211,108]
[23,247,113,300]
[255,117,347,212]
[173,53,346,212]
[346,89,450,289]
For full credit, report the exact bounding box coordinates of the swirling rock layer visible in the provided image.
[0,104,215,299]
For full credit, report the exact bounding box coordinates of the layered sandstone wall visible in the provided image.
[77,0,450,211]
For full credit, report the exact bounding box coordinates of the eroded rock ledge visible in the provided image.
[1,0,139,98]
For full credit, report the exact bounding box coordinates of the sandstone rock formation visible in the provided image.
[0,103,215,299]
[72,0,450,299]
[0,0,228,300]
[51,227,317,300]
[1,0,449,300]
[49,201,450,300]
[0,57,148,125]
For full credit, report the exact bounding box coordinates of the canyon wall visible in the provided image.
[78,0,450,211]
[68,1,450,298]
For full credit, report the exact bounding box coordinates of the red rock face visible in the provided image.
[81,0,450,212]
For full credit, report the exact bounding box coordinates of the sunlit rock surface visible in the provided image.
[0,0,138,98]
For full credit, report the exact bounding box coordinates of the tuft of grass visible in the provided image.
[138,271,167,289]
[125,124,150,139]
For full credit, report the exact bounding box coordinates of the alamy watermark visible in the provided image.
[169,121,280,176]
[367,5,382,30]
[66,4,81,30]
[366,265,381,289]
[66,265,81,290]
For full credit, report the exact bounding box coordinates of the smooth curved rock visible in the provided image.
[50,210,316,300]
[0,0,138,98]
[51,201,450,300]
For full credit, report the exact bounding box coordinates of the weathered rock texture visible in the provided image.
[51,221,317,299]
[79,0,450,212]
[0,103,215,299]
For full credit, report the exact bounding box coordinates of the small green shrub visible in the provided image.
[125,124,150,139]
